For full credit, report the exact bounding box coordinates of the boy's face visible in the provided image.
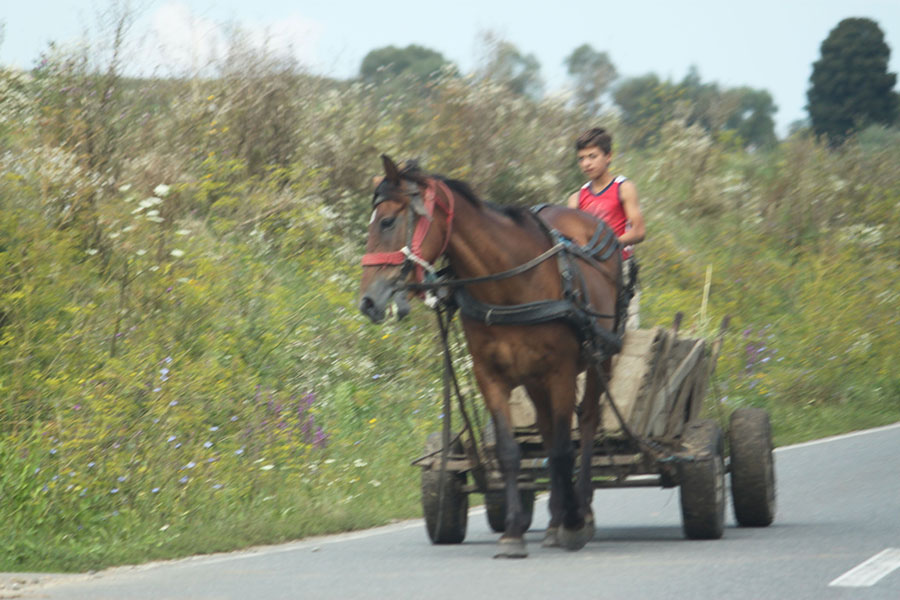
[576,145,612,181]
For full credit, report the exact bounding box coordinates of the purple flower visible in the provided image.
[179,476,189,484]
[203,441,212,448]
[313,427,328,448]
[151,487,160,493]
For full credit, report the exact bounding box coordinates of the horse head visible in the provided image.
[358,155,453,323]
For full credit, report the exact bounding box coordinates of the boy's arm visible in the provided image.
[618,180,646,246]
[566,191,580,209]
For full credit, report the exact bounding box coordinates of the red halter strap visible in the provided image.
[361,179,455,282]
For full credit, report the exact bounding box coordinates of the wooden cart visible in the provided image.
[415,316,776,543]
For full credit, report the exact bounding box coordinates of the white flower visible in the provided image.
[154,184,171,197]
[353,459,368,468]
[170,249,185,258]
[175,229,191,236]
[118,184,132,193]
[85,249,98,255]
[260,465,275,471]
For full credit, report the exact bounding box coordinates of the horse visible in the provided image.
[359,155,623,558]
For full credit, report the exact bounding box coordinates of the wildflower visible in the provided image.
[170,249,185,258]
[209,426,219,432]
[353,459,368,468]
[235,448,244,455]
[260,465,275,471]
[184,461,196,469]
[154,387,162,393]
[151,487,160,493]
[117,476,127,482]
[119,184,132,193]
[203,441,212,448]
[110,488,118,494]
[50,448,57,455]
[87,462,95,468]
[153,184,171,197]
[165,357,172,363]
[212,484,223,490]
[179,476,189,484]
[167,435,177,443]
[169,400,178,406]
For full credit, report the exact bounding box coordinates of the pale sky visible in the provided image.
[3,1,899,136]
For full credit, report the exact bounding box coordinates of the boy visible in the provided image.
[567,127,645,329]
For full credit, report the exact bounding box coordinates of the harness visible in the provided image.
[361,179,629,362]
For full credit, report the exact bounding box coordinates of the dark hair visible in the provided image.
[575,127,612,154]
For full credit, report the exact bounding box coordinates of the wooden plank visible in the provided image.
[649,339,706,436]
[603,327,669,435]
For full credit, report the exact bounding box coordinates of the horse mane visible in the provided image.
[399,160,527,224]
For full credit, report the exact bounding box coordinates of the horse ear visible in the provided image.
[381,154,401,186]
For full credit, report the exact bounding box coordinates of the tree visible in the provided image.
[359,44,454,86]
[476,32,543,99]
[612,74,683,147]
[807,18,898,145]
[723,88,777,148]
[564,44,617,113]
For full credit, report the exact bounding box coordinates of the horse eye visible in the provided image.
[380,216,396,231]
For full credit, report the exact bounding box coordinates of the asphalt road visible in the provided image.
[11,422,900,600]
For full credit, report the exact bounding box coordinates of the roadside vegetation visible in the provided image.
[0,20,898,572]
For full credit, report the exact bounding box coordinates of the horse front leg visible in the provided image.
[478,377,528,558]
[576,365,604,529]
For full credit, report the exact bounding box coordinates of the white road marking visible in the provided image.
[829,548,900,588]
[774,422,900,453]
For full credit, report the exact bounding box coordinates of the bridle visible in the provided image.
[361,178,455,284]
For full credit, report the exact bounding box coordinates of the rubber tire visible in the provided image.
[421,432,468,544]
[729,408,776,527]
[484,488,536,533]
[679,420,726,540]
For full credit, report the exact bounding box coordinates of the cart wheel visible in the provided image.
[678,420,726,540]
[729,408,776,527]
[484,488,535,533]
[421,432,468,544]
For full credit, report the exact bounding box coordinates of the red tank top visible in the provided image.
[577,175,632,258]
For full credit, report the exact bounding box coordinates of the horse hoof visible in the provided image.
[494,537,528,559]
[541,527,560,548]
[557,520,595,551]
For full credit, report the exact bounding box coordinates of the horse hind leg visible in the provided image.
[546,380,594,551]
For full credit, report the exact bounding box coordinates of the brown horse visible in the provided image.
[359,156,622,558]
